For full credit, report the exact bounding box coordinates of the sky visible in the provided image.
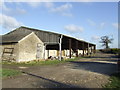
[0,1,119,49]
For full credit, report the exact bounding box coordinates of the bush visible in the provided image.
[111,48,120,54]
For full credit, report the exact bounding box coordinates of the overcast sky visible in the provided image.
[0,1,118,49]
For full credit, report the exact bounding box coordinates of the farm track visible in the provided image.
[2,52,118,88]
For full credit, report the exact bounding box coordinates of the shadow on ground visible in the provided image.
[22,71,81,88]
[69,61,117,76]
[85,55,119,59]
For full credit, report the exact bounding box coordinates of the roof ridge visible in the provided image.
[4,27,20,35]
[20,26,61,35]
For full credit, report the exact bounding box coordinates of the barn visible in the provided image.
[0,26,96,62]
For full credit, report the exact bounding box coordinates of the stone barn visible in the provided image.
[0,26,96,62]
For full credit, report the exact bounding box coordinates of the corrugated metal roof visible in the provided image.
[1,26,60,43]
[1,26,95,46]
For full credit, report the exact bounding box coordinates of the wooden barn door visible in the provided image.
[36,43,43,59]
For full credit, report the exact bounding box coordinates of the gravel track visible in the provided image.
[2,52,118,88]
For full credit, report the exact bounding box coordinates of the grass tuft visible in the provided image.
[0,69,21,78]
[103,73,120,88]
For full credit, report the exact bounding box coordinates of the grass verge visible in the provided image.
[0,69,21,78]
[2,57,83,66]
[103,72,120,88]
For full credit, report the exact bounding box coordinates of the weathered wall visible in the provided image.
[0,45,4,60]
[18,32,44,62]
[0,43,19,61]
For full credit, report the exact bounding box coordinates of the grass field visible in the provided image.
[0,69,21,78]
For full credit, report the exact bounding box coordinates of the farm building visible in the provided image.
[0,26,96,62]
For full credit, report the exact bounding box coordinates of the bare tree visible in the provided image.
[99,36,113,49]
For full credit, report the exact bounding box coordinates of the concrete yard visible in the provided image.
[2,52,118,88]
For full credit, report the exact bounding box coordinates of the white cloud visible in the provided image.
[91,36,100,41]
[95,22,106,30]
[3,0,119,2]
[16,8,26,14]
[87,19,96,26]
[44,2,54,8]
[26,2,54,9]
[112,23,119,29]
[48,3,73,17]
[51,3,72,12]
[100,22,105,29]
[0,14,23,30]
[26,2,73,17]
[62,13,73,17]
[0,1,2,9]
[1,2,26,16]
[87,19,106,30]
[0,1,11,12]
[64,24,84,33]
[25,0,43,7]
[2,2,72,17]
[27,2,41,8]
[78,0,119,2]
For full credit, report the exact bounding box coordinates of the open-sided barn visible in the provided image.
[0,26,96,62]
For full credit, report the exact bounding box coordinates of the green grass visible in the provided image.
[0,69,21,78]
[103,73,120,88]
[2,57,83,66]
[1,57,83,79]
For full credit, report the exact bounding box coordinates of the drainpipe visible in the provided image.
[59,35,63,61]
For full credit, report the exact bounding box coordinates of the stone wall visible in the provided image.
[0,43,19,61]
[18,32,43,62]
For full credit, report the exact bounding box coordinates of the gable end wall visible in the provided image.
[17,32,44,62]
